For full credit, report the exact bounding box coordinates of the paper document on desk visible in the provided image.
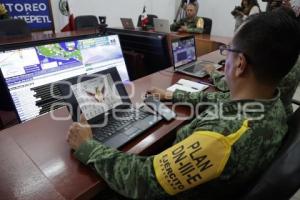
[167,79,209,93]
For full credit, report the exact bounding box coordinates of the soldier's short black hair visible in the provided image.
[233,8,300,85]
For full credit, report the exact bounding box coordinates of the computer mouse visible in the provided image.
[218,59,225,66]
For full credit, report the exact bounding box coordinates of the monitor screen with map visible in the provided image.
[0,35,129,122]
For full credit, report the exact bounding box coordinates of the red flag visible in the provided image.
[61,14,75,32]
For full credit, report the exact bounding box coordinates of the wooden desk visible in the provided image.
[0,50,224,200]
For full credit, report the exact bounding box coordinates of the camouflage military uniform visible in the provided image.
[170,16,204,33]
[208,56,300,116]
[74,89,287,199]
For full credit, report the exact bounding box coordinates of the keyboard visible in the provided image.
[92,109,151,142]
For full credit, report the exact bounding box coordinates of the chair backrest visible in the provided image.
[137,14,158,27]
[98,16,106,25]
[241,107,300,200]
[202,17,212,35]
[0,19,31,37]
[74,15,99,30]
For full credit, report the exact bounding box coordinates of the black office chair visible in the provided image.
[202,17,212,35]
[241,106,300,200]
[137,14,158,27]
[74,15,99,30]
[0,19,31,37]
[98,16,106,25]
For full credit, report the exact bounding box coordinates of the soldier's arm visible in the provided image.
[209,71,229,92]
[173,89,230,106]
[170,20,183,31]
[187,17,204,33]
[186,27,204,33]
[74,118,247,198]
[74,140,168,199]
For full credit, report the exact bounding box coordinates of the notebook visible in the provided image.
[172,36,222,78]
[153,18,170,33]
[59,67,162,149]
[120,18,135,30]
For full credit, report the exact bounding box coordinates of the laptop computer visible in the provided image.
[171,36,222,78]
[153,18,170,33]
[59,67,162,149]
[120,18,135,30]
[0,34,129,123]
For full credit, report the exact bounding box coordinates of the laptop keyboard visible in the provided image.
[93,109,151,142]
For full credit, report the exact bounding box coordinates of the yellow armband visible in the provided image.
[196,18,204,29]
[153,120,249,195]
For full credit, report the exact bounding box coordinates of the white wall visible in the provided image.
[68,0,267,37]
[197,0,267,37]
[69,0,176,28]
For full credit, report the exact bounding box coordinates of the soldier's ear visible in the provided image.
[235,53,247,77]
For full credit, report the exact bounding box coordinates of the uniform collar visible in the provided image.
[221,88,281,114]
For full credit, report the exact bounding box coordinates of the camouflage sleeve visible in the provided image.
[170,20,183,31]
[173,89,230,106]
[187,17,204,33]
[74,139,169,199]
[186,27,203,34]
[210,71,229,92]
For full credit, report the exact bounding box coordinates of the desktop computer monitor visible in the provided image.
[106,28,171,80]
[0,34,129,123]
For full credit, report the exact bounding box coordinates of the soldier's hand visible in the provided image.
[203,64,216,75]
[146,87,173,101]
[179,26,188,32]
[67,118,92,150]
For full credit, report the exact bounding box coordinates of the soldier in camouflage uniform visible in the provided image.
[170,3,205,33]
[67,9,300,199]
[204,56,300,117]
[204,1,300,117]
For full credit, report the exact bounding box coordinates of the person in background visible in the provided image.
[231,0,261,31]
[262,0,292,11]
[0,4,9,19]
[291,0,300,17]
[67,9,300,199]
[170,3,205,33]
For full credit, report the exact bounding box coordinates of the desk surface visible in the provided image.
[0,45,224,199]
[169,32,231,45]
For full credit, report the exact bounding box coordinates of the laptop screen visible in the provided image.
[171,36,197,68]
[0,35,129,122]
[70,72,123,120]
[120,18,135,30]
